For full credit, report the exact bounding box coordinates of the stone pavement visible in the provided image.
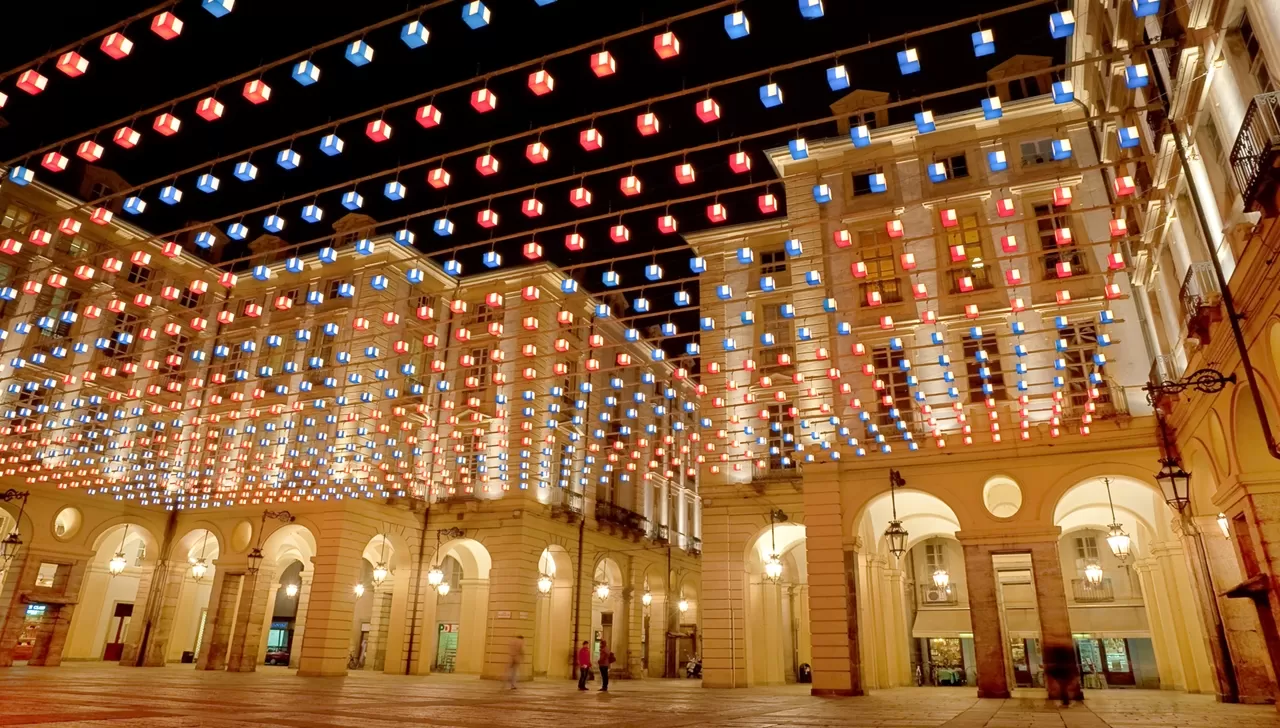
[0,663,1277,728]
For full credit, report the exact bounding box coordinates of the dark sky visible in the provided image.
[0,0,1063,355]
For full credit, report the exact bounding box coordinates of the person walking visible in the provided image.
[577,641,592,691]
[505,635,524,689]
[597,640,615,692]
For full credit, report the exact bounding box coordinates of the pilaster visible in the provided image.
[801,464,861,696]
[226,566,277,672]
[287,570,314,670]
[1029,541,1083,702]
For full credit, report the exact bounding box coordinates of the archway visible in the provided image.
[255,523,317,670]
[744,521,807,686]
[429,538,491,675]
[354,532,410,672]
[532,546,573,678]
[164,527,221,665]
[1053,475,1213,693]
[64,522,159,662]
[590,556,624,666]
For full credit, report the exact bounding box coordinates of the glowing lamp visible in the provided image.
[154,113,181,136]
[988,148,1007,170]
[1050,10,1075,38]
[729,151,752,173]
[1053,186,1073,207]
[654,31,680,58]
[527,69,555,96]
[101,32,134,59]
[243,80,271,104]
[196,97,225,121]
[345,40,374,66]
[427,167,451,188]
[1054,228,1073,246]
[833,230,852,248]
[1114,176,1136,196]
[940,208,959,227]
[1000,236,1018,253]
[41,152,68,173]
[476,154,500,176]
[696,98,721,123]
[724,11,750,38]
[565,233,585,251]
[658,215,678,234]
[113,126,141,148]
[293,60,320,85]
[620,175,642,196]
[434,218,454,236]
[342,191,363,210]
[675,163,696,184]
[29,229,51,246]
[1006,269,1023,285]
[610,225,630,243]
[996,198,1015,217]
[470,88,498,113]
[759,194,778,213]
[591,51,617,77]
[1052,80,1075,104]
[59,218,82,236]
[568,185,591,205]
[579,128,604,151]
[477,209,499,228]
[637,112,660,136]
[1104,283,1122,299]
[416,104,442,128]
[522,197,543,217]
[56,52,89,77]
[523,242,543,259]
[707,203,727,223]
[234,161,258,181]
[366,120,393,142]
[77,141,104,162]
[462,1,491,29]
[90,208,114,226]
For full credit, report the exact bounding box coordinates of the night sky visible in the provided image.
[0,0,1063,356]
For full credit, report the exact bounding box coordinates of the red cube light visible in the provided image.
[243,80,272,104]
[16,70,48,95]
[475,154,500,176]
[113,126,140,148]
[758,194,778,213]
[196,97,225,121]
[591,51,616,77]
[77,140,104,162]
[1054,228,1073,246]
[41,152,68,173]
[1000,235,1018,253]
[90,208,113,226]
[470,88,498,113]
[28,229,51,247]
[523,242,543,260]
[707,204,727,223]
[153,113,181,136]
[610,225,631,243]
[525,142,550,164]
[637,112,660,136]
[1052,186,1072,207]
[101,32,134,60]
[477,209,499,228]
[620,175,642,196]
[528,69,555,95]
[996,198,1015,218]
[695,98,721,123]
[940,208,958,227]
[674,163,696,184]
[565,233,585,251]
[833,230,852,247]
[522,197,543,217]
[1110,218,1128,238]
[654,31,680,59]
[658,215,678,234]
[366,119,393,142]
[427,167,451,188]
[416,104,442,128]
[729,152,751,173]
[1114,175,1136,196]
[579,128,604,151]
[55,52,89,77]
[151,11,184,39]
[569,186,592,207]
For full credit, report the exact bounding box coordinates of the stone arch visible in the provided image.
[1052,475,1165,552]
[1035,461,1164,526]
[855,489,962,559]
[742,521,809,686]
[533,544,574,678]
[843,473,976,539]
[64,520,162,662]
[85,518,161,566]
[432,537,493,675]
[1232,383,1280,474]
[1206,409,1233,478]
[169,523,224,563]
[1183,440,1222,515]
[260,523,318,573]
[356,530,413,672]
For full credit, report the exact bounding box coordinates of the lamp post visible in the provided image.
[0,490,29,566]
[247,510,295,575]
[427,527,465,594]
[764,508,787,583]
[189,529,210,581]
[107,525,129,576]
[371,532,389,588]
[1084,562,1104,585]
[884,469,908,560]
[1102,478,1132,562]
[1155,415,1192,514]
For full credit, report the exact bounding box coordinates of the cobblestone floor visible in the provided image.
[0,663,1276,728]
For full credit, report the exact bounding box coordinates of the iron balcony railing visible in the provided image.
[687,536,702,556]
[919,583,958,605]
[594,502,647,532]
[1179,261,1222,327]
[1229,92,1280,209]
[1149,354,1181,390]
[1071,578,1115,603]
[649,523,669,543]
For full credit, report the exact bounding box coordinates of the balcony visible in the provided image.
[1071,578,1115,603]
[918,583,958,606]
[1229,92,1280,216]
[594,502,647,539]
[550,489,584,522]
[1180,261,1223,348]
[649,523,669,544]
[687,536,702,557]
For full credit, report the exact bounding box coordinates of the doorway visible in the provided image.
[1075,637,1135,687]
[102,603,133,661]
[926,637,967,685]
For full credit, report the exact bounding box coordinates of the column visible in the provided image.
[256,581,283,668]
[884,567,911,687]
[381,573,411,674]
[456,577,490,675]
[962,543,1009,698]
[402,569,438,675]
[1134,558,1184,689]
[195,567,240,671]
[226,566,276,672]
[1029,541,1082,703]
[1153,540,1216,692]
[625,569,646,679]
[800,464,861,696]
[63,565,111,659]
[117,561,159,666]
[287,570,314,669]
[139,563,190,667]
[368,579,394,671]
[296,537,364,677]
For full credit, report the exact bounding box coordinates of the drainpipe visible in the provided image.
[133,506,179,666]
[403,504,430,675]
[571,515,585,680]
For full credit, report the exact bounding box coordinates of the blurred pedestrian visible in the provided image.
[597,640,615,692]
[505,635,524,689]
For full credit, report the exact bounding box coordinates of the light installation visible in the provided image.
[1102,478,1132,561]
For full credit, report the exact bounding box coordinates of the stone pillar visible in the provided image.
[1029,541,1082,703]
[226,566,277,672]
[382,570,412,674]
[961,543,1009,698]
[456,577,490,675]
[884,567,911,687]
[626,573,646,679]
[297,536,364,677]
[1135,558,1185,689]
[139,563,189,667]
[256,581,283,667]
[403,570,438,675]
[801,464,861,696]
[195,566,241,671]
[63,565,110,659]
[368,579,394,671]
[287,570,313,670]
[117,562,160,666]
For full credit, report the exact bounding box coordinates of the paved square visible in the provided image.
[0,664,1276,728]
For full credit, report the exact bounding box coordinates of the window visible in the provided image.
[104,312,139,359]
[851,169,876,196]
[963,339,1007,403]
[759,249,788,287]
[758,301,795,372]
[764,403,796,471]
[89,181,115,200]
[1,204,34,234]
[1241,11,1276,93]
[1032,203,1087,278]
[858,229,902,305]
[1200,114,1228,167]
[126,264,152,287]
[465,347,491,387]
[37,287,79,339]
[848,110,879,131]
[1004,76,1041,102]
[925,543,946,573]
[945,213,993,293]
[871,346,914,430]
[325,278,348,300]
[1058,324,1112,414]
[179,287,200,309]
[1075,535,1099,561]
[1020,139,1056,166]
[940,153,969,180]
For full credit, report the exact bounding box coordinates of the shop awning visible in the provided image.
[912,608,973,638]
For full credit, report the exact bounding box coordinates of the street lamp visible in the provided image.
[764,508,787,583]
[189,529,210,582]
[884,470,909,560]
[107,525,129,576]
[353,583,366,598]
[0,490,29,565]
[1218,512,1231,539]
[427,527,465,594]
[1102,478,1132,562]
[1155,416,1192,514]
[537,573,553,594]
[436,581,451,596]
[594,582,611,600]
[641,590,653,607]
[1084,562,1104,585]
[677,595,689,613]
[932,569,950,589]
[285,583,299,598]
[247,510,295,575]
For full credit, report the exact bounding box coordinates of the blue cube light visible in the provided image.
[716,284,733,301]
[252,265,271,281]
[369,275,387,291]
[433,218,454,236]
[972,29,995,57]
[406,268,424,284]
[345,40,374,66]
[483,251,501,268]
[277,149,301,170]
[660,322,677,337]
[1051,138,1072,161]
[292,60,320,86]
[444,259,462,276]
[897,48,920,75]
[301,204,324,223]
[823,298,837,312]
[384,181,406,201]
[724,11,750,38]
[354,238,374,256]
[1132,0,1159,17]
[982,96,1003,120]
[988,150,1008,172]
[462,1,491,29]
[805,270,821,286]
[737,247,754,264]
[595,304,611,318]
[603,270,620,287]
[914,110,935,134]
[759,83,783,108]
[813,184,832,203]
[644,264,663,281]
[785,238,803,256]
[760,277,776,293]
[561,278,579,294]
[263,215,285,233]
[194,231,216,249]
[689,256,707,273]
[285,257,304,273]
[202,0,233,17]
[319,134,344,156]
[1050,10,1075,38]
[868,173,887,193]
[1125,64,1149,88]
[1118,125,1141,149]
[234,161,258,181]
[1051,80,1074,104]
[317,247,337,264]
[342,191,364,210]
[850,124,871,147]
[827,64,850,91]
[401,20,429,48]
[226,222,248,240]
[123,197,147,215]
[196,174,220,193]
[674,290,691,306]
[160,186,183,205]
[927,162,947,183]
[799,0,824,18]
[393,229,415,246]
[633,297,650,313]
[700,317,715,331]
[788,138,809,160]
